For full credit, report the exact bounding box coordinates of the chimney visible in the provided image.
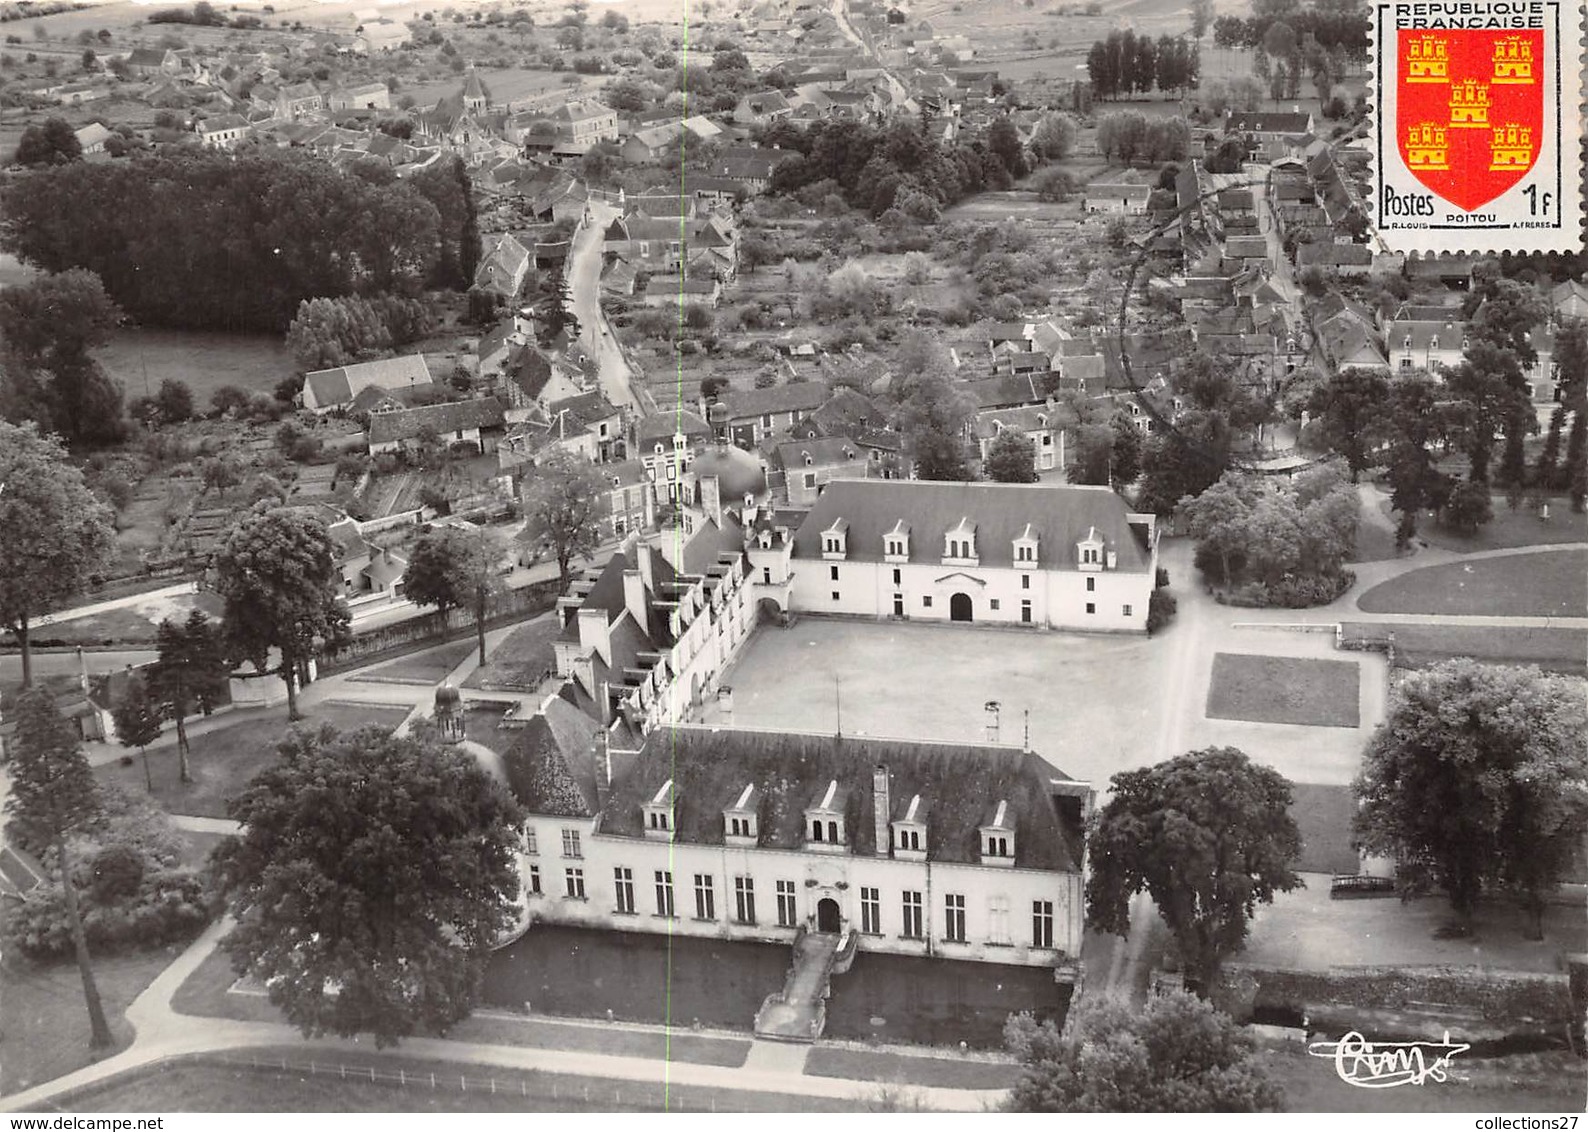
[636,541,655,592]
[872,765,891,857]
[577,606,611,666]
[622,567,648,632]
[593,726,612,813]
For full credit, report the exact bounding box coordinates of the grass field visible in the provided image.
[463,615,559,691]
[348,640,476,686]
[33,591,223,648]
[95,329,294,412]
[1340,622,1588,676]
[1206,654,1361,729]
[1387,497,1588,551]
[93,702,412,820]
[1356,549,1588,619]
[1287,783,1359,875]
[804,1047,1022,1090]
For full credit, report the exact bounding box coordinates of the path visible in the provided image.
[567,200,640,411]
[31,582,199,629]
[0,922,1006,1114]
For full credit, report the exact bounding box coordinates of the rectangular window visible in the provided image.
[1123,604,1133,617]
[1085,602,1096,614]
[922,595,932,608]
[654,870,675,918]
[1086,577,1095,592]
[694,874,715,920]
[1021,601,1032,624]
[892,567,901,586]
[860,887,881,934]
[831,591,841,602]
[561,829,582,858]
[762,567,771,584]
[735,876,756,925]
[901,891,924,939]
[614,867,635,914]
[944,894,966,943]
[776,880,797,927]
[990,599,1000,611]
[1033,900,1054,949]
[988,896,1010,944]
[893,594,904,617]
[565,867,586,899]
[527,864,541,895]
[805,472,816,489]
[830,565,839,581]
[1022,574,1030,589]
[524,827,538,855]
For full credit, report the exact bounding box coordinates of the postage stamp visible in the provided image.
[1370,1,1585,253]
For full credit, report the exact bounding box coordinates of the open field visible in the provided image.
[1381,496,1588,551]
[1340,622,1588,676]
[1356,549,1588,619]
[92,702,412,820]
[1206,654,1361,729]
[95,329,293,411]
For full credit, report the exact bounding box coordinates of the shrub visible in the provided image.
[4,867,214,960]
[89,844,145,903]
[1147,588,1177,633]
[1155,566,1170,589]
[1224,571,1355,609]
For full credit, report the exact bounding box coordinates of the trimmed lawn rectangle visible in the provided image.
[93,702,412,820]
[1288,783,1360,874]
[804,1047,1021,1090]
[349,640,476,686]
[1341,622,1588,675]
[452,1014,750,1068]
[1356,549,1588,618]
[1206,654,1361,728]
[463,616,559,691]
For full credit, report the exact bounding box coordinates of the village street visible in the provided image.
[567,198,644,412]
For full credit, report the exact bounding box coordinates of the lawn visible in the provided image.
[1259,1049,1588,1113]
[463,615,560,691]
[1340,622,1588,676]
[32,591,223,648]
[0,946,177,1097]
[94,328,293,411]
[1206,654,1361,729]
[348,640,476,687]
[452,1013,751,1068]
[804,1047,1022,1090]
[1287,784,1359,875]
[1384,496,1588,551]
[93,702,412,820]
[1356,549,1588,618]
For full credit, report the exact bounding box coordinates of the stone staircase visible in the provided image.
[754,929,852,1042]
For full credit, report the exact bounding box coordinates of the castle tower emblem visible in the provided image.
[1449,79,1491,127]
[1406,35,1450,82]
[1492,36,1535,83]
[1489,124,1534,171]
[1405,122,1449,169]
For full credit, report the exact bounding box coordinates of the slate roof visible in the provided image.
[635,409,711,447]
[1297,242,1372,267]
[1225,236,1270,259]
[972,402,1077,441]
[501,695,602,817]
[722,381,830,420]
[773,435,864,469]
[367,397,505,444]
[601,727,1084,870]
[305,354,432,408]
[1386,318,1468,352]
[348,380,440,415]
[1085,182,1152,201]
[792,480,1153,573]
[961,373,1046,410]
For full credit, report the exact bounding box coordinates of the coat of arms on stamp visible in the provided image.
[1372,1,1583,252]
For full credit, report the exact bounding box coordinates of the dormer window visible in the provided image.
[944,517,977,564]
[1013,523,1039,564]
[980,799,1016,867]
[803,778,847,852]
[883,520,910,562]
[1077,527,1106,571]
[891,794,927,861]
[724,783,760,846]
[644,779,677,842]
[803,452,814,465]
[822,517,849,559]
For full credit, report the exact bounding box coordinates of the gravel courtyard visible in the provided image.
[703,618,1176,790]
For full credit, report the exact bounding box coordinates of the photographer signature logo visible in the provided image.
[1307,1031,1470,1088]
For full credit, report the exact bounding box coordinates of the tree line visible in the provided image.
[1085,31,1201,101]
[0,150,481,335]
[1211,1,1368,58]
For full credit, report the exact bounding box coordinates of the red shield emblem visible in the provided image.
[1396,29,1544,212]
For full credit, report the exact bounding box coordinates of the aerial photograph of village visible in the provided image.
[0,0,1582,1116]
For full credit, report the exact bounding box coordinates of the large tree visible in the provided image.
[147,611,229,784]
[403,525,504,666]
[0,269,125,445]
[1087,747,1302,993]
[1353,660,1588,936]
[518,451,604,591]
[0,422,116,686]
[212,505,349,721]
[1306,366,1389,481]
[14,117,82,167]
[1004,990,1282,1112]
[214,724,524,1047]
[110,673,163,793]
[5,689,113,1048]
[1467,278,1550,368]
[1440,342,1531,485]
[1383,373,1452,548]
[984,428,1038,483]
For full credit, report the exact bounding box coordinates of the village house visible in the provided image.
[302,354,434,414]
[327,515,408,599]
[1386,318,1468,373]
[276,82,325,121]
[595,459,653,540]
[772,436,871,507]
[123,46,182,78]
[1083,183,1151,215]
[641,276,722,309]
[329,82,391,111]
[635,410,713,509]
[354,18,409,54]
[622,122,684,164]
[734,89,794,125]
[366,397,506,457]
[498,343,587,422]
[474,232,532,299]
[1296,241,1373,277]
[748,480,1158,633]
[73,122,113,155]
[196,113,251,149]
[972,403,1074,473]
[553,99,620,145]
[716,382,831,447]
[1223,110,1316,162]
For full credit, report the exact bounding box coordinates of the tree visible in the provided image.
[1176,471,1261,585]
[987,116,1027,179]
[1306,366,1389,481]
[518,451,603,591]
[1440,477,1492,533]
[1535,405,1565,489]
[212,505,349,721]
[0,270,125,445]
[0,423,116,686]
[5,689,114,1048]
[1353,661,1588,936]
[213,723,524,1047]
[912,427,972,481]
[147,611,228,784]
[110,673,163,792]
[1030,113,1076,162]
[1383,373,1452,548]
[153,378,193,424]
[1442,342,1530,485]
[1189,0,1214,42]
[1087,747,1302,993]
[404,525,503,666]
[984,428,1037,483]
[1566,409,1587,512]
[1136,411,1232,516]
[1469,278,1550,368]
[200,453,243,497]
[14,117,81,167]
[1004,991,1282,1112]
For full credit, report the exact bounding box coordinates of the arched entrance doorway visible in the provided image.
[816,897,841,933]
[950,592,973,622]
